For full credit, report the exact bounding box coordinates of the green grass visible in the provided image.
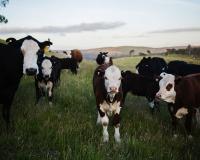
[0,55,200,160]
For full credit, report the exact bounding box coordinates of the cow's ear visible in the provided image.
[39,41,53,51]
[97,70,105,77]
[175,76,182,84]
[121,70,126,78]
[154,75,162,82]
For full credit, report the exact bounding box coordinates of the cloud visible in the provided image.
[148,27,200,34]
[0,22,125,34]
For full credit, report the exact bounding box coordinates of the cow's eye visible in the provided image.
[166,83,173,91]
[104,77,108,80]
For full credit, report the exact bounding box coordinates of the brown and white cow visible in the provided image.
[93,64,123,143]
[156,73,200,137]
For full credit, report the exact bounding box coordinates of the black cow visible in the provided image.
[167,60,200,76]
[136,57,167,77]
[122,70,160,113]
[51,56,78,74]
[0,35,52,127]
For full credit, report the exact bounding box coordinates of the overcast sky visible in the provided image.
[0,0,200,49]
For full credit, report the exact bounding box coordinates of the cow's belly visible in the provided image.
[100,101,121,116]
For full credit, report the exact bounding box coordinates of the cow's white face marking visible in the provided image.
[156,73,176,103]
[135,67,139,74]
[41,59,52,79]
[21,39,39,74]
[104,65,121,101]
[175,107,188,119]
[65,52,72,58]
[104,56,110,64]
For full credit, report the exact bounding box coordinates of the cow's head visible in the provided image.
[156,73,177,103]
[135,57,152,75]
[21,39,40,75]
[20,37,52,75]
[98,65,122,102]
[41,58,53,80]
[96,52,111,65]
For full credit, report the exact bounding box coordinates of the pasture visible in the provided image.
[0,55,200,160]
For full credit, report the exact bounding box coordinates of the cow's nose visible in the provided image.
[44,75,50,79]
[110,87,117,93]
[156,93,161,99]
[26,68,37,75]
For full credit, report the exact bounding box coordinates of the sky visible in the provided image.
[0,0,200,49]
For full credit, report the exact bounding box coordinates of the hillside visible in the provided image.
[54,45,188,60]
[0,38,6,44]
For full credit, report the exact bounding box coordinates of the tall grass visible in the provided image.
[0,55,200,160]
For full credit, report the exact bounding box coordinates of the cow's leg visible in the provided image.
[147,98,155,114]
[154,100,160,112]
[113,104,121,143]
[2,103,11,130]
[168,104,177,137]
[185,109,195,138]
[47,81,53,105]
[98,108,109,142]
[96,112,101,125]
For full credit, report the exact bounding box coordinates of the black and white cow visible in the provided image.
[121,70,160,113]
[35,56,60,105]
[136,57,167,77]
[96,52,113,65]
[93,64,123,142]
[167,60,200,76]
[156,73,200,137]
[0,35,52,127]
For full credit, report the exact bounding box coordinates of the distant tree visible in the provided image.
[129,49,134,56]
[147,50,151,54]
[0,0,9,23]
[187,44,192,55]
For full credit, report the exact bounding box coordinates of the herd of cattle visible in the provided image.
[93,52,200,142]
[0,36,200,143]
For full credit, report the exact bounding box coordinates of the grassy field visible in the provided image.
[0,55,200,160]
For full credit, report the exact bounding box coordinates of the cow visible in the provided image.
[0,35,52,128]
[51,56,78,74]
[135,57,167,77]
[121,70,160,113]
[96,52,113,65]
[63,51,72,58]
[35,56,60,105]
[167,60,200,76]
[93,64,123,143]
[156,73,200,138]
[71,49,83,64]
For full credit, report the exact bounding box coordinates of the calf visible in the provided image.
[156,73,200,137]
[35,57,60,105]
[96,52,113,65]
[93,65,123,142]
[122,70,160,113]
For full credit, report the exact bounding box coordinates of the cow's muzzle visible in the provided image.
[26,68,37,76]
